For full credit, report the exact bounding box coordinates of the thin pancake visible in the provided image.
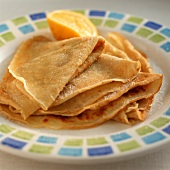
[103,40,129,59]
[37,73,162,116]
[113,102,139,125]
[8,36,105,110]
[77,73,162,112]
[106,32,152,73]
[8,36,51,67]
[114,109,141,125]
[0,71,39,119]
[0,75,162,129]
[100,32,155,124]
[53,54,141,106]
[113,97,153,125]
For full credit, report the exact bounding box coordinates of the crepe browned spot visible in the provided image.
[8,36,105,110]
[37,73,162,116]
[0,74,162,130]
[106,32,152,73]
[52,54,141,106]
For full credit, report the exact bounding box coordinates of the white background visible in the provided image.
[0,0,170,169]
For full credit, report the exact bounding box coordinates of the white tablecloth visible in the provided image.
[0,0,170,169]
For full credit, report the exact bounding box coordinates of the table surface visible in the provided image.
[0,0,170,169]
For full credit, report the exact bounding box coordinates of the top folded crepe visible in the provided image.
[8,36,105,110]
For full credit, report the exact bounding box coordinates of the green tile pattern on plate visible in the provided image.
[87,137,108,146]
[117,140,141,152]
[149,34,166,43]
[0,40,4,47]
[0,124,15,134]
[136,28,153,38]
[127,16,143,24]
[104,19,119,28]
[12,130,34,140]
[64,139,83,146]
[136,125,155,136]
[150,117,170,128]
[29,144,53,154]
[1,32,15,42]
[35,21,49,29]
[72,10,85,15]
[90,18,103,26]
[12,17,28,26]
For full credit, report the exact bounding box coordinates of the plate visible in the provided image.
[0,9,170,164]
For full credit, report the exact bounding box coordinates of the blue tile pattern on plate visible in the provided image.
[88,146,113,156]
[164,107,170,116]
[110,132,131,142]
[160,28,170,38]
[30,12,46,20]
[37,136,57,144]
[163,125,170,135]
[0,24,9,33]
[1,137,27,149]
[121,23,137,32]
[142,132,166,144]
[144,21,162,30]
[161,42,170,52]
[19,24,34,34]
[89,10,106,17]
[58,148,82,157]
[108,12,125,20]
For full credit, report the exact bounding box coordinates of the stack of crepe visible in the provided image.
[0,32,163,129]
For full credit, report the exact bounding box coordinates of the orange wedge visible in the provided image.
[47,10,98,40]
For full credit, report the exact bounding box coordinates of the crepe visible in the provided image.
[37,73,162,116]
[0,71,40,119]
[103,40,129,59]
[113,98,153,125]
[105,32,154,124]
[0,74,162,129]
[113,102,140,125]
[52,53,141,106]
[8,36,105,110]
[106,32,152,73]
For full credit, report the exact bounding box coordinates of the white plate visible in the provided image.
[0,9,170,164]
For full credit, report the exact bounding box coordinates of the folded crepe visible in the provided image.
[0,71,40,119]
[113,98,153,125]
[113,102,140,125]
[8,36,105,110]
[103,40,129,59]
[106,32,152,73]
[53,53,141,106]
[105,32,155,125]
[0,74,162,129]
[37,73,162,116]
